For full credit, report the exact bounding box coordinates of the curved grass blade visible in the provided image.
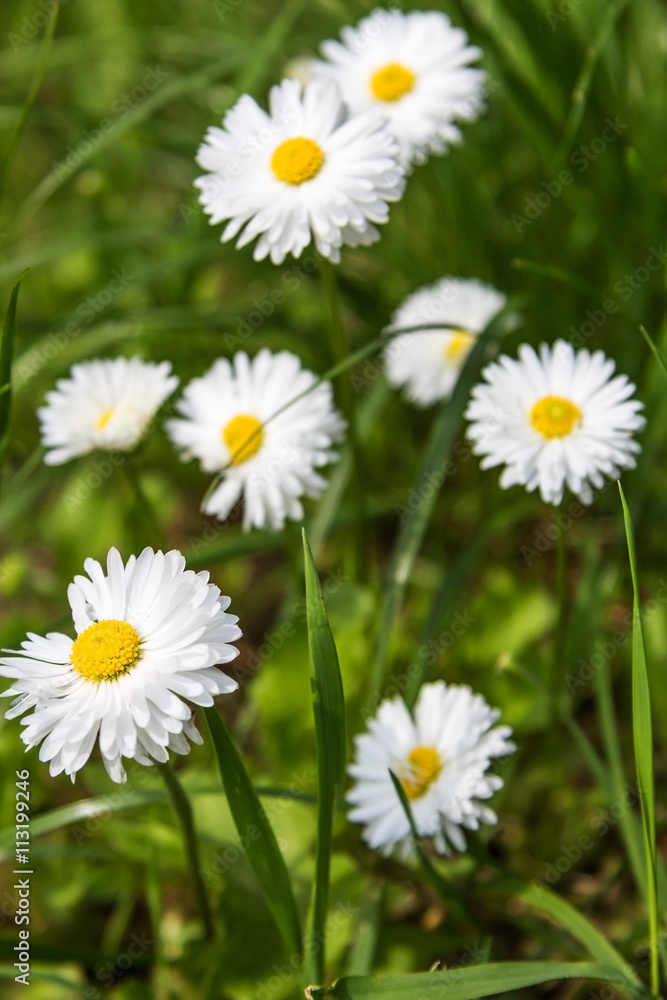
[517,881,641,984]
[618,483,659,996]
[0,270,27,481]
[366,306,521,710]
[639,325,667,383]
[203,706,302,958]
[308,961,649,1000]
[303,529,346,985]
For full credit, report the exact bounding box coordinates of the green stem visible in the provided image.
[158,762,214,942]
[317,255,366,579]
[553,509,569,687]
[121,454,167,549]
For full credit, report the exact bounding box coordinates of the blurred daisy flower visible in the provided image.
[348,681,514,855]
[384,277,506,406]
[309,8,486,168]
[194,77,404,265]
[166,349,345,531]
[465,340,645,505]
[39,357,178,465]
[0,547,241,783]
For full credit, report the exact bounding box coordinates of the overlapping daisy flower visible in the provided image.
[465,340,646,505]
[384,277,506,406]
[166,348,345,531]
[309,8,486,168]
[348,681,514,855]
[38,357,178,465]
[0,547,241,783]
[195,77,404,265]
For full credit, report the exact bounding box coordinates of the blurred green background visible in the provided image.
[1,0,666,997]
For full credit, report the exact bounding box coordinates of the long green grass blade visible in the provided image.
[310,961,649,1000]
[366,306,520,710]
[303,529,347,985]
[203,706,302,958]
[639,325,667,383]
[517,882,640,983]
[0,271,26,474]
[618,483,659,996]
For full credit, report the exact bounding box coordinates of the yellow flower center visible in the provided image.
[370,62,416,102]
[270,137,324,185]
[96,408,114,430]
[70,619,141,681]
[530,395,582,439]
[400,745,443,800]
[443,329,476,364]
[223,413,264,465]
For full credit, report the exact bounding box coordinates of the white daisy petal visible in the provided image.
[464,339,645,505]
[38,357,178,465]
[0,547,241,783]
[347,681,514,855]
[309,9,486,168]
[166,348,346,532]
[195,77,404,265]
[384,277,507,406]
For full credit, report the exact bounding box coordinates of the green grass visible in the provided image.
[1,0,667,997]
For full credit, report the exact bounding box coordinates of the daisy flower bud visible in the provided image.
[348,681,514,855]
[194,77,404,264]
[0,547,241,783]
[38,357,178,465]
[465,340,646,505]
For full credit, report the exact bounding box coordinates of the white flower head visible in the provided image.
[194,77,404,265]
[310,8,486,167]
[166,349,345,532]
[38,357,178,465]
[348,681,514,855]
[0,547,241,783]
[465,340,646,506]
[384,277,506,406]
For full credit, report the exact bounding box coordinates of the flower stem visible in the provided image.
[553,508,569,686]
[121,454,167,550]
[317,255,367,579]
[158,761,215,942]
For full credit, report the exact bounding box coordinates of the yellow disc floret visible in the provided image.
[70,619,141,681]
[530,395,582,439]
[96,408,114,430]
[370,62,416,102]
[401,745,443,800]
[444,329,476,364]
[223,413,264,465]
[270,137,324,185]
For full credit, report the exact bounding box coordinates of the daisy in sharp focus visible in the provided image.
[384,277,506,406]
[464,340,646,505]
[0,547,241,783]
[195,77,404,265]
[348,681,514,855]
[166,349,345,532]
[309,8,486,168]
[38,357,178,465]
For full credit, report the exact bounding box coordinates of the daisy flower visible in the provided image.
[0,547,241,783]
[384,277,506,406]
[194,77,404,264]
[166,349,345,531]
[348,681,514,855]
[464,340,645,505]
[39,357,178,465]
[310,8,486,167]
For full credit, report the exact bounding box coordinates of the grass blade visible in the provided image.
[309,961,649,1000]
[303,528,347,985]
[0,270,27,476]
[639,325,667,383]
[618,483,659,996]
[203,706,302,958]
